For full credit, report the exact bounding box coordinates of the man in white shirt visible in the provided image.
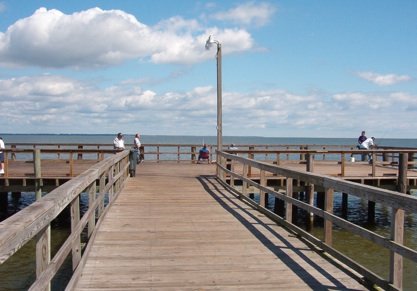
[134,133,141,149]
[113,133,125,151]
[359,137,376,163]
[359,137,375,149]
[134,133,143,164]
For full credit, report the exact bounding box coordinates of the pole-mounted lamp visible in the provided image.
[205,35,222,170]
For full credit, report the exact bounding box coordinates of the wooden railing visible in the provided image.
[224,149,417,177]
[0,150,130,290]
[216,151,417,290]
[4,143,417,165]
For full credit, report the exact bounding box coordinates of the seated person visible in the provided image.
[197,144,210,164]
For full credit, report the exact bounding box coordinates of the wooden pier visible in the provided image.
[70,163,366,290]
[1,144,417,290]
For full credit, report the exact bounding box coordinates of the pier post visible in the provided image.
[36,225,50,291]
[316,192,324,210]
[71,196,81,270]
[77,145,83,160]
[324,187,334,246]
[389,153,407,289]
[11,144,17,160]
[292,192,299,223]
[12,192,21,212]
[285,177,293,223]
[306,153,315,229]
[273,195,285,217]
[88,182,96,237]
[408,152,415,169]
[242,163,248,197]
[229,158,235,187]
[191,146,196,163]
[367,201,375,224]
[259,170,266,207]
[247,146,254,176]
[34,149,42,200]
[341,193,348,219]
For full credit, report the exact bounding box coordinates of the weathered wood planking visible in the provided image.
[73,163,366,290]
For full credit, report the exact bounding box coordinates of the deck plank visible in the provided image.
[74,163,366,290]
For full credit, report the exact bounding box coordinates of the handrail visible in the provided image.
[217,151,417,290]
[2,146,416,180]
[0,150,130,290]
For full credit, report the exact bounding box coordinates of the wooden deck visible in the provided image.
[73,163,366,290]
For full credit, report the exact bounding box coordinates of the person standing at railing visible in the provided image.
[356,131,367,161]
[359,137,377,163]
[113,133,125,151]
[133,133,144,164]
[0,137,4,175]
[357,130,367,145]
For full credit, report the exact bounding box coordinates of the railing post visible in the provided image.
[36,225,51,291]
[408,152,415,169]
[397,153,408,193]
[157,146,160,163]
[248,146,254,176]
[11,144,16,160]
[285,177,293,223]
[229,157,235,187]
[177,145,180,163]
[371,152,376,176]
[109,165,115,202]
[77,145,83,160]
[259,169,266,207]
[98,173,106,216]
[70,196,81,270]
[34,149,42,200]
[88,181,97,238]
[324,187,334,246]
[69,151,74,177]
[242,163,248,197]
[191,146,196,164]
[275,152,280,166]
[340,153,345,177]
[389,153,407,289]
[306,153,315,229]
[4,149,9,178]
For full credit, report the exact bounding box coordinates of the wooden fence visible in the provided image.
[0,150,130,290]
[217,151,417,290]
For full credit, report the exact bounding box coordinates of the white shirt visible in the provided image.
[360,138,374,149]
[0,139,4,153]
[113,137,125,149]
[134,137,141,149]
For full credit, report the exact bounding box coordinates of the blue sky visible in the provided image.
[0,0,416,138]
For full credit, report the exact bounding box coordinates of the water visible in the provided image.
[1,134,417,290]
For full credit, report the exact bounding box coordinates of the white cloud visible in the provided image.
[0,7,254,68]
[0,74,416,137]
[357,71,412,86]
[212,2,276,27]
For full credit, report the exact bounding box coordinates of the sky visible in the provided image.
[0,0,416,138]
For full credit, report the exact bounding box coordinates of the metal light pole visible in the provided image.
[205,35,222,169]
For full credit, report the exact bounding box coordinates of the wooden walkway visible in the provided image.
[73,163,366,290]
